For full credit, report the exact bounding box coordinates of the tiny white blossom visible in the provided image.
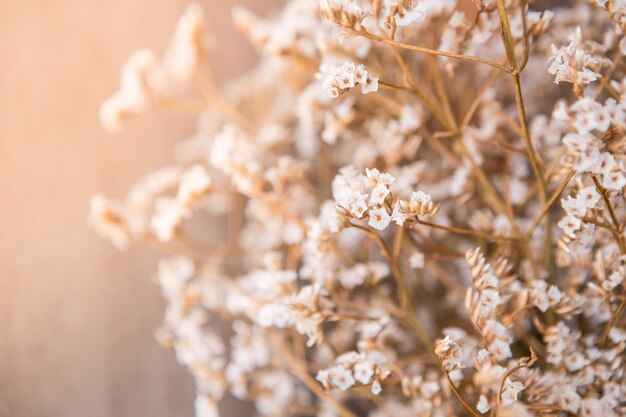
[368,207,392,230]
[500,379,524,405]
[409,251,425,269]
[371,379,382,395]
[476,395,490,414]
[366,168,396,186]
[558,214,582,236]
[328,366,355,391]
[354,362,374,384]
[558,386,581,414]
[393,2,430,27]
[369,183,390,205]
[321,62,379,97]
[391,200,410,225]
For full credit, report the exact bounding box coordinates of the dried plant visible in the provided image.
[90,1,626,416]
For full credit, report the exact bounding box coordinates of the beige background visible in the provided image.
[0,1,280,416]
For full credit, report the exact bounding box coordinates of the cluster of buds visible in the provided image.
[384,0,430,29]
[319,0,369,33]
[316,350,391,394]
[391,191,440,226]
[435,335,465,371]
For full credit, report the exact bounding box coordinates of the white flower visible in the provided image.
[365,168,396,186]
[157,255,195,300]
[558,214,582,237]
[369,183,390,205]
[176,164,212,206]
[391,200,410,225]
[371,379,382,395]
[162,3,206,82]
[360,74,379,94]
[336,351,362,364]
[394,2,430,27]
[558,386,581,414]
[476,395,490,414]
[562,196,587,217]
[368,207,392,230]
[349,192,370,218]
[603,271,622,291]
[409,251,425,268]
[562,133,603,173]
[500,379,524,405]
[435,335,465,371]
[328,366,356,390]
[354,362,374,384]
[195,396,219,417]
[564,351,588,371]
[321,62,379,97]
[580,397,603,417]
[88,194,131,249]
[410,191,439,216]
[601,164,626,191]
[547,27,602,93]
[488,338,512,361]
[419,381,439,398]
[576,186,601,210]
[150,197,190,241]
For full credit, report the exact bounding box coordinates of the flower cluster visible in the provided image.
[92,1,626,417]
[548,27,605,95]
[320,62,379,97]
[316,350,391,394]
[99,4,206,132]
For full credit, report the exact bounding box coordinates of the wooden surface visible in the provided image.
[0,1,280,416]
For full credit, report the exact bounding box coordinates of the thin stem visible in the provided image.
[427,55,457,128]
[460,66,502,130]
[591,174,625,254]
[593,49,622,100]
[443,368,482,417]
[457,139,519,231]
[356,29,512,73]
[526,169,576,237]
[275,335,358,417]
[512,73,552,274]
[496,364,527,409]
[392,224,405,258]
[414,219,518,242]
[348,222,433,350]
[601,297,626,346]
[496,0,517,69]
[384,47,453,130]
[517,0,531,72]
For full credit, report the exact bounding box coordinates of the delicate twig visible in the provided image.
[591,174,625,254]
[348,222,433,350]
[414,218,519,242]
[526,169,576,237]
[275,335,359,417]
[356,29,511,73]
[601,297,626,346]
[442,368,482,417]
[460,65,503,130]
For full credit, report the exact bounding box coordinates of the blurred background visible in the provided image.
[0,0,280,416]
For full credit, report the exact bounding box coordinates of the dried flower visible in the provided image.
[92,2,626,417]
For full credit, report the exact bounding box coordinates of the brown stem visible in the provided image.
[443,368,482,417]
[275,335,358,417]
[601,297,626,346]
[591,174,625,254]
[357,30,511,73]
[526,169,576,237]
[348,222,433,351]
[414,219,518,242]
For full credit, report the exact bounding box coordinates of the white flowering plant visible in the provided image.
[91,1,626,416]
